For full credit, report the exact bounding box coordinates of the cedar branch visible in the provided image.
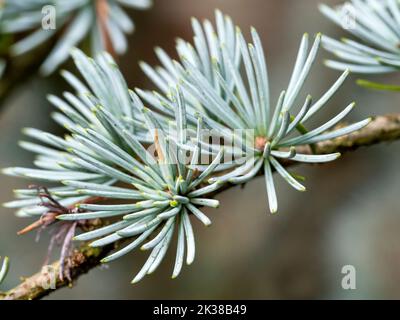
[1,113,400,300]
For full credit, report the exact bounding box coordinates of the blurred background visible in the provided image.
[1,0,400,299]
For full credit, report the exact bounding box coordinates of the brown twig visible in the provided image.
[1,113,400,300]
[0,243,114,300]
[96,0,116,58]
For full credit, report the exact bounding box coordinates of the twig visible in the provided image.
[1,113,400,300]
[96,0,116,58]
[0,243,114,300]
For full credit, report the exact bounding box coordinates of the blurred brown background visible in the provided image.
[1,0,400,299]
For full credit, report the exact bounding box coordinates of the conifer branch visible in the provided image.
[2,112,400,300]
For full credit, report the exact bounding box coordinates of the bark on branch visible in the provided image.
[1,113,400,300]
[0,243,115,300]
